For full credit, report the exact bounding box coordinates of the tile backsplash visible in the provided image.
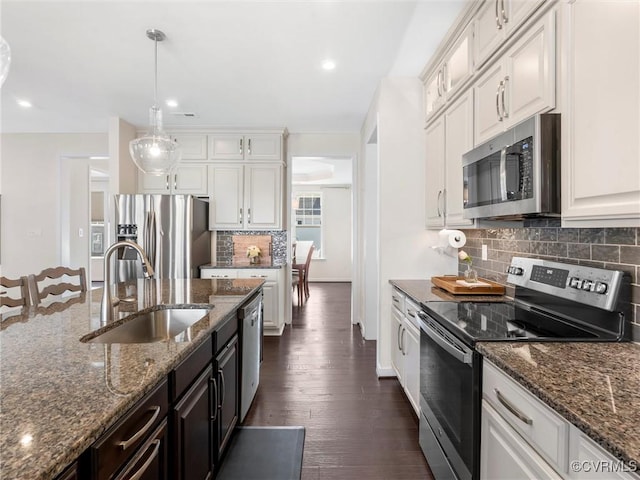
[458,221,639,329]
[216,231,287,265]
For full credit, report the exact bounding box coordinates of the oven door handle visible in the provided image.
[419,316,472,365]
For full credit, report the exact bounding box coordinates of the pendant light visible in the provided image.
[0,35,11,87]
[129,29,181,175]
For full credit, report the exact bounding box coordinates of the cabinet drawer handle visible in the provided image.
[116,406,161,450]
[174,174,177,190]
[397,323,403,351]
[248,138,252,155]
[494,389,533,425]
[436,190,443,217]
[496,81,504,121]
[165,175,170,191]
[239,138,243,155]
[239,207,243,224]
[495,0,502,29]
[247,207,251,224]
[442,63,448,93]
[210,377,218,421]
[401,326,406,356]
[407,310,416,319]
[500,0,508,24]
[218,369,226,409]
[123,439,161,480]
[392,296,400,304]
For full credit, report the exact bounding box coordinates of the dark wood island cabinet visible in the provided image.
[1,279,265,480]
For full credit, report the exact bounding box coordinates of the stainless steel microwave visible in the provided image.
[462,113,560,220]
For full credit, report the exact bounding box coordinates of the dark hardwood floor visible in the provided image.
[243,282,433,479]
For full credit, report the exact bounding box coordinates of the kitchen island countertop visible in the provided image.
[0,277,263,480]
[477,342,640,468]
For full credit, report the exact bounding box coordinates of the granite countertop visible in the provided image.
[200,260,285,269]
[389,279,509,304]
[0,277,264,480]
[477,342,640,467]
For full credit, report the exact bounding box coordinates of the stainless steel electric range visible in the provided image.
[417,256,631,480]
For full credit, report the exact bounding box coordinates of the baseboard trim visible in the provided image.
[376,366,396,378]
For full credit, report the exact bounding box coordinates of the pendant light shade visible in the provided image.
[0,35,11,87]
[129,29,181,176]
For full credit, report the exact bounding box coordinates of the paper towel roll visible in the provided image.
[438,229,466,249]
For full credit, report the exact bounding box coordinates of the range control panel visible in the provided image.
[506,257,624,311]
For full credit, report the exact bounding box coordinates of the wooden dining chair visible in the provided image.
[28,266,87,306]
[292,244,314,305]
[292,269,304,306]
[1,276,31,308]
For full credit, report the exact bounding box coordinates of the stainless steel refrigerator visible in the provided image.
[114,194,211,280]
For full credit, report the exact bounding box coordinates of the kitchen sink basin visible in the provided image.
[83,307,212,344]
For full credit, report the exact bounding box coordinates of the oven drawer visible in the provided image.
[483,360,569,474]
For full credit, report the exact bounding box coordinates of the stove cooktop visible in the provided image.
[421,301,619,346]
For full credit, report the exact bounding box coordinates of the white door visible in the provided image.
[138,172,171,193]
[481,401,563,480]
[474,0,506,68]
[244,165,282,229]
[391,308,404,383]
[474,60,507,144]
[444,91,474,227]
[245,134,282,161]
[209,165,244,229]
[173,165,208,195]
[209,135,245,160]
[505,11,556,127]
[506,0,546,37]
[562,0,640,223]
[425,116,445,228]
[260,281,278,329]
[403,320,420,416]
[172,134,208,161]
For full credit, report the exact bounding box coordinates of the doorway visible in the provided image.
[290,156,354,311]
[60,156,110,286]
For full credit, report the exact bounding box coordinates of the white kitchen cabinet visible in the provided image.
[474,9,556,145]
[200,267,285,335]
[138,165,209,195]
[569,427,639,480]
[425,116,446,229]
[402,300,421,416]
[561,0,640,226]
[391,302,405,385]
[209,164,282,230]
[172,134,208,160]
[390,288,420,416]
[238,268,283,335]
[425,91,474,229]
[481,400,563,480]
[209,134,282,161]
[474,0,547,68]
[425,24,474,123]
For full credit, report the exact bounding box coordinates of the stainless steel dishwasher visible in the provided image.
[238,291,263,422]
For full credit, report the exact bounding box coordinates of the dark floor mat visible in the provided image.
[217,426,305,480]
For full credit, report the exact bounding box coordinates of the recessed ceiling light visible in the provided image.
[17,99,32,108]
[322,59,336,71]
[166,99,178,108]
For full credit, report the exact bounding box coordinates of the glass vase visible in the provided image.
[464,264,478,283]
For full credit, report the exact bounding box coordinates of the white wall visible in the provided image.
[287,133,360,156]
[292,184,352,282]
[0,133,108,277]
[360,77,457,376]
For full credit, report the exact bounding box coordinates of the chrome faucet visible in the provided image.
[101,240,155,325]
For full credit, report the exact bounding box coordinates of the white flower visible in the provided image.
[246,245,261,258]
[458,250,472,264]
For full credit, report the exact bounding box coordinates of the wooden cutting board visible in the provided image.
[431,276,506,295]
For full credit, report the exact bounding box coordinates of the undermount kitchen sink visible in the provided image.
[82,307,212,344]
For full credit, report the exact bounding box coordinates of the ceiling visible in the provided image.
[0,1,464,134]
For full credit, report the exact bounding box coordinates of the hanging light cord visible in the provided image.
[153,34,158,109]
